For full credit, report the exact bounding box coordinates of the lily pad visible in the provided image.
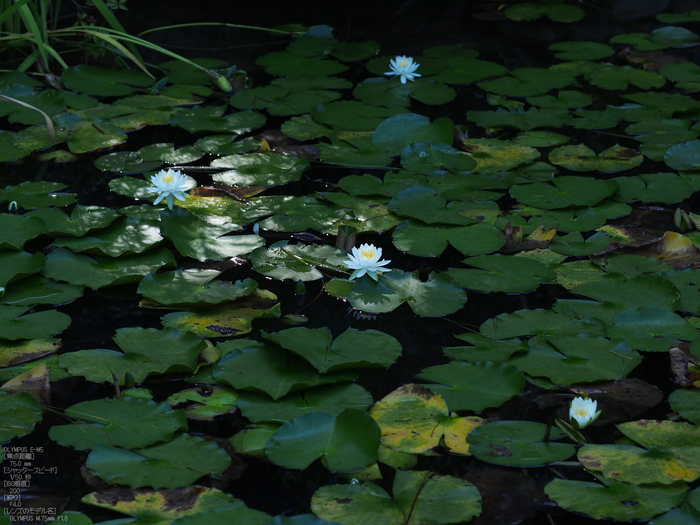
[213,343,357,400]
[265,409,380,472]
[263,327,402,372]
[469,420,575,466]
[49,397,187,450]
[549,144,643,172]
[545,478,687,521]
[311,470,482,525]
[416,361,525,412]
[448,254,555,293]
[85,434,231,489]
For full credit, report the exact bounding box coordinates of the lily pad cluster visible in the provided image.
[4,5,700,525]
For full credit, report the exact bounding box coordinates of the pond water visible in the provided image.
[4,1,700,524]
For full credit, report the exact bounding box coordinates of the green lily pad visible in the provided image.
[504,2,585,23]
[343,269,467,317]
[468,108,570,131]
[159,208,264,262]
[166,386,239,421]
[312,101,407,131]
[461,138,540,172]
[138,269,257,306]
[263,327,402,373]
[211,153,309,187]
[160,289,281,338]
[606,307,700,352]
[265,409,380,472]
[612,172,694,204]
[0,181,77,209]
[53,216,162,257]
[509,334,642,384]
[586,64,666,90]
[59,327,204,384]
[669,389,700,424]
[665,140,700,170]
[545,478,687,521]
[0,251,45,288]
[429,57,508,84]
[0,275,83,306]
[230,86,342,116]
[548,41,615,60]
[26,206,120,236]
[49,397,187,451]
[236,383,374,423]
[549,144,643,172]
[85,434,231,489]
[95,151,164,174]
[469,421,575,466]
[62,65,154,96]
[0,214,44,250]
[353,77,456,108]
[372,113,454,152]
[43,247,175,289]
[0,391,43,442]
[0,306,71,340]
[311,470,482,525]
[479,308,605,340]
[573,274,682,311]
[169,105,266,134]
[416,361,525,412]
[250,242,348,281]
[256,51,348,76]
[388,186,475,225]
[213,343,357,400]
[478,68,576,97]
[578,420,700,485]
[448,254,555,293]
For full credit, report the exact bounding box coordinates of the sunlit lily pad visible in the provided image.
[0,181,77,209]
[0,391,43,442]
[211,153,309,187]
[26,206,119,236]
[159,208,264,262]
[139,269,256,306]
[170,105,266,134]
[166,386,239,421]
[342,269,467,317]
[250,241,348,281]
[53,216,162,257]
[43,247,175,289]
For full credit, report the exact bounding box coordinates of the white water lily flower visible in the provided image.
[385,55,421,84]
[569,396,601,429]
[146,169,191,210]
[344,243,391,281]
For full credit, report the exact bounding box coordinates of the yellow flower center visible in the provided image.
[360,247,376,260]
[163,173,174,183]
[398,59,410,68]
[574,408,589,418]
